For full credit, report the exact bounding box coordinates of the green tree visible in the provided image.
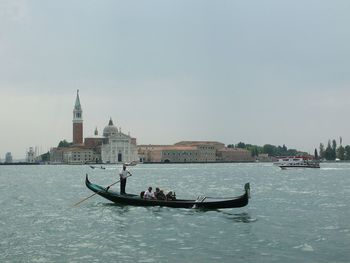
[58,140,71,148]
[319,143,325,159]
[288,149,299,156]
[262,144,277,156]
[314,148,318,159]
[282,144,287,152]
[250,146,259,157]
[332,139,337,158]
[236,142,246,149]
[41,151,50,162]
[344,145,350,160]
[337,146,345,160]
[325,140,336,160]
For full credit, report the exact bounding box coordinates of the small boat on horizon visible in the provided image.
[89,165,106,170]
[124,161,138,166]
[274,156,320,169]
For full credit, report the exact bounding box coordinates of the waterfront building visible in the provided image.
[137,142,215,163]
[256,153,273,162]
[101,118,138,164]
[50,147,97,164]
[51,120,138,165]
[137,145,168,163]
[83,127,106,163]
[216,148,254,162]
[138,141,254,163]
[174,141,225,150]
[5,152,13,163]
[162,146,200,163]
[49,91,138,164]
[174,141,221,162]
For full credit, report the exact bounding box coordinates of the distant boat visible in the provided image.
[274,156,320,169]
[89,165,106,170]
[124,161,138,166]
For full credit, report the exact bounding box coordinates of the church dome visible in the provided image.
[103,118,119,137]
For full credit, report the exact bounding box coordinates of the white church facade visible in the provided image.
[101,118,138,164]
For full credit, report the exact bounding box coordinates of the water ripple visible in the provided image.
[0,163,349,263]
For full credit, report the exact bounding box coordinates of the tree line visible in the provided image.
[227,142,307,157]
[228,138,350,161]
[319,138,350,160]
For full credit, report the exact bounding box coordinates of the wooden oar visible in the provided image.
[73,174,131,207]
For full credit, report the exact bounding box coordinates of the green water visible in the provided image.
[0,163,349,262]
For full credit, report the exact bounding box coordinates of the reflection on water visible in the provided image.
[218,211,257,223]
[103,202,257,224]
[98,200,257,224]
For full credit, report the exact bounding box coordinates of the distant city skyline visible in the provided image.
[1,0,350,159]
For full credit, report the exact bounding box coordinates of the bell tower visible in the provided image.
[73,89,83,145]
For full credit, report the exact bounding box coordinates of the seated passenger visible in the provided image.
[155,187,166,200]
[143,187,156,200]
[166,191,176,201]
[140,191,145,199]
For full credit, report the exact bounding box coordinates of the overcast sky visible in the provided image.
[1,0,349,159]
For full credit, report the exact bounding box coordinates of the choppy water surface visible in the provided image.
[0,163,349,262]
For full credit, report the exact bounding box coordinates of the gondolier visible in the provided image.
[119,164,132,194]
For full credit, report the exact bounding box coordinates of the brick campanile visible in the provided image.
[73,89,83,145]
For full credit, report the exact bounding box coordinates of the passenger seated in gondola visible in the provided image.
[166,191,176,201]
[140,191,145,199]
[143,187,156,200]
[154,187,166,200]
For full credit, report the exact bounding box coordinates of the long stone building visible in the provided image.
[138,141,254,163]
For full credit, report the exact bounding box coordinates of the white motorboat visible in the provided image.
[274,156,320,169]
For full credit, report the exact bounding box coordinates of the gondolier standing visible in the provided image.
[119,164,132,194]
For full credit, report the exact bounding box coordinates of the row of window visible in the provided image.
[163,152,197,156]
[199,146,215,150]
[163,158,216,162]
[163,152,215,156]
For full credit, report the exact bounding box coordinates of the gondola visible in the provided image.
[85,175,250,209]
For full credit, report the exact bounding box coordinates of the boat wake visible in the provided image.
[321,167,350,170]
